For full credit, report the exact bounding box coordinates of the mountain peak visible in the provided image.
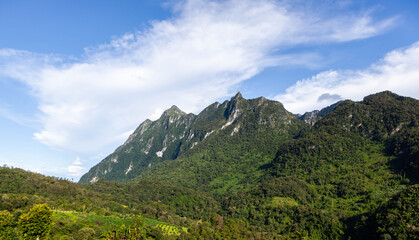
[362,90,403,105]
[232,92,243,101]
[169,105,181,111]
[162,105,185,117]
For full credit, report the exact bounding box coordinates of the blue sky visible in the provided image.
[0,0,418,181]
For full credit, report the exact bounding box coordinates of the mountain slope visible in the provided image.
[0,166,208,239]
[212,91,419,238]
[138,94,306,193]
[318,91,418,141]
[80,93,306,184]
[261,91,418,229]
[5,91,419,239]
[132,91,418,238]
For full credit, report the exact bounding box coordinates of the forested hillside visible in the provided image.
[0,167,194,239]
[1,91,418,239]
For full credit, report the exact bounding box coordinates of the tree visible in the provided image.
[18,204,53,240]
[0,210,17,239]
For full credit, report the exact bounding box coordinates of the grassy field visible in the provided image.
[53,210,188,235]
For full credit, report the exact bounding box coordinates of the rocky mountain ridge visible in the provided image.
[80,91,418,186]
[79,92,302,184]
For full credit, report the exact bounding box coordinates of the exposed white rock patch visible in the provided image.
[170,115,181,124]
[148,163,152,168]
[188,132,195,140]
[204,130,215,139]
[156,147,167,157]
[258,97,266,106]
[125,146,133,153]
[163,135,169,146]
[391,124,403,135]
[231,125,240,136]
[125,163,133,175]
[222,109,240,129]
[111,157,118,163]
[122,121,151,146]
[221,120,233,129]
[140,121,151,135]
[190,142,198,149]
[90,177,98,183]
[143,137,153,154]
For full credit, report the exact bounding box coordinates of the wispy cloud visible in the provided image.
[0,0,395,159]
[275,42,419,113]
[0,105,37,128]
[67,157,85,177]
[0,158,71,179]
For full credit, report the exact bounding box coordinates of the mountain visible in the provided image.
[3,91,419,239]
[271,91,418,202]
[80,90,419,238]
[317,91,418,140]
[79,92,306,184]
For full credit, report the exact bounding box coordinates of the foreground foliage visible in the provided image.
[18,204,53,239]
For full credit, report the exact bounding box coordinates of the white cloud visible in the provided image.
[0,0,395,158]
[73,157,83,165]
[67,165,85,177]
[149,108,164,121]
[275,42,419,113]
[67,157,86,177]
[0,105,37,127]
[0,159,71,178]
